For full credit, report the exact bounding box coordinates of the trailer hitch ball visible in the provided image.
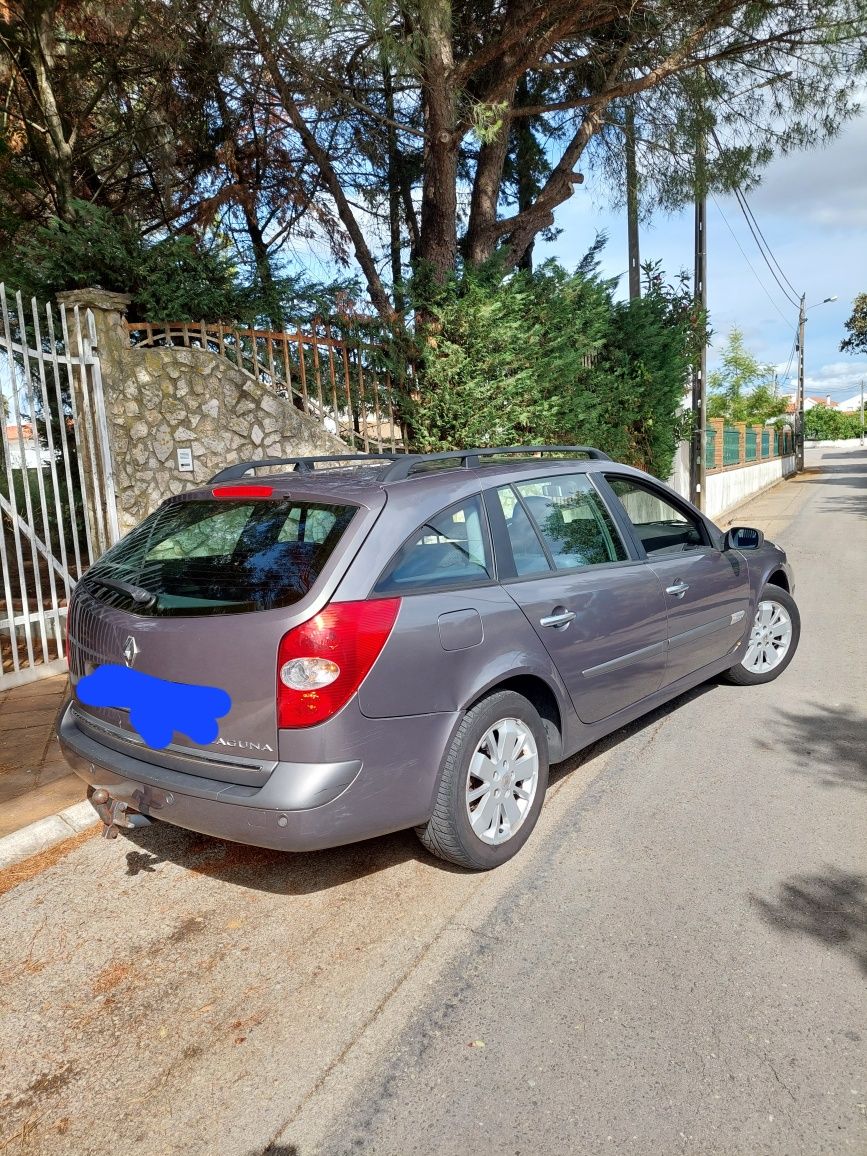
[91,788,110,806]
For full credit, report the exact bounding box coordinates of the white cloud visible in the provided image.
[751,113,867,233]
[803,360,867,395]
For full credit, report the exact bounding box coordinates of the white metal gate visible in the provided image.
[0,283,119,689]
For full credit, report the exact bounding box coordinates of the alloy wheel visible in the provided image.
[742,599,793,674]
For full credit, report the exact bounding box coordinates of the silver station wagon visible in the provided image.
[58,446,799,869]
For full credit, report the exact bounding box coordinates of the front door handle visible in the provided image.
[540,608,576,628]
[666,581,689,598]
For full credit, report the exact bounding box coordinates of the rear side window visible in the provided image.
[375,496,492,594]
[81,498,356,616]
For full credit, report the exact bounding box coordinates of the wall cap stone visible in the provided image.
[56,288,132,313]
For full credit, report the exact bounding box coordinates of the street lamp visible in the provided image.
[796,295,838,470]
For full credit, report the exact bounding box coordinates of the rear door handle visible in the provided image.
[666,581,689,598]
[540,609,576,628]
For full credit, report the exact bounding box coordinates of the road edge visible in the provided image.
[0,800,98,870]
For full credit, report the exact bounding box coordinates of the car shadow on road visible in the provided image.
[749,868,867,975]
[118,681,719,895]
[120,820,436,895]
[759,702,867,792]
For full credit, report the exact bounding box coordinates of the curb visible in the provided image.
[0,801,99,871]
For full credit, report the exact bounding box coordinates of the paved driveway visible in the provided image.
[1,447,864,1156]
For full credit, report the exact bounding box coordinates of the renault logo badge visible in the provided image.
[123,636,139,667]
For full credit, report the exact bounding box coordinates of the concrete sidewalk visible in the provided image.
[0,674,84,839]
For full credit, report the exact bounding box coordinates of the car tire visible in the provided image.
[722,583,800,686]
[415,690,549,870]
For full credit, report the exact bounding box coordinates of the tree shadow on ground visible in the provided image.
[759,702,867,792]
[816,491,867,518]
[750,868,867,974]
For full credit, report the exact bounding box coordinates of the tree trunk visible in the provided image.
[416,0,458,283]
[30,9,76,221]
[382,54,405,316]
[514,75,537,272]
[625,102,641,300]
[464,81,517,266]
[500,108,603,270]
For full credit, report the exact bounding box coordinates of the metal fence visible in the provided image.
[125,319,408,454]
[745,428,757,461]
[0,285,117,688]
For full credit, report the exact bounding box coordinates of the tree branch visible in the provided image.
[239,0,394,321]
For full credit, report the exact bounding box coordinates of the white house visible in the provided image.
[837,392,864,414]
[3,422,51,468]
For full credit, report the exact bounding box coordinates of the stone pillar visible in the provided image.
[55,289,132,376]
[55,289,132,551]
[710,418,724,471]
[735,421,747,467]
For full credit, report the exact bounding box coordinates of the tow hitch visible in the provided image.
[90,788,152,840]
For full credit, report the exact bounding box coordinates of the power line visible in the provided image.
[777,331,799,386]
[708,126,800,309]
[735,191,800,301]
[730,186,800,308]
[710,193,793,325]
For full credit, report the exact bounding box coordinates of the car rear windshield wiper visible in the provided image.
[86,574,157,608]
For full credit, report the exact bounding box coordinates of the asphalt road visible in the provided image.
[1,446,865,1156]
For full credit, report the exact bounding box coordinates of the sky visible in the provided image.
[538,110,867,405]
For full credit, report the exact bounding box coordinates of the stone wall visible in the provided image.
[57,290,347,535]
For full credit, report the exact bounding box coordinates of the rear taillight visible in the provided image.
[277,598,400,728]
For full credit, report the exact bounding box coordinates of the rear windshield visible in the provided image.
[80,498,357,616]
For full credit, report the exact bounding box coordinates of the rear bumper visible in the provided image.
[57,700,456,852]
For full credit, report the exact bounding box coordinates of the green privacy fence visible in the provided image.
[708,420,794,470]
[723,426,742,465]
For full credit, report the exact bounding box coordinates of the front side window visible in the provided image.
[606,476,706,556]
[375,496,492,593]
[503,474,627,571]
[82,498,356,616]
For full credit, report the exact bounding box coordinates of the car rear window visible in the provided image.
[80,498,357,616]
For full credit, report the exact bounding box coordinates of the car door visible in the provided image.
[485,472,669,725]
[599,473,752,688]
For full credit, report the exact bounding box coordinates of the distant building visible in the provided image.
[837,392,864,414]
[781,393,839,414]
[3,422,50,468]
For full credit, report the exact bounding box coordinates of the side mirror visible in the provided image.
[725,526,764,551]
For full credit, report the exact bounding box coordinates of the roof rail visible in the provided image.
[209,453,401,483]
[380,445,610,482]
[208,445,610,485]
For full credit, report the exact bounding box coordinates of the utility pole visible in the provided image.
[689,137,707,510]
[625,102,641,301]
[796,293,806,471]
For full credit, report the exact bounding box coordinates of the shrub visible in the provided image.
[411,256,697,480]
